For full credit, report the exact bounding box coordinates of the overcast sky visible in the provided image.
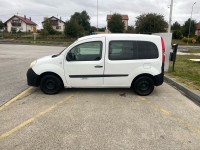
[0,0,199,29]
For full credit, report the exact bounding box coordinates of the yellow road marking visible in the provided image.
[0,87,33,111]
[0,91,80,140]
[137,96,200,134]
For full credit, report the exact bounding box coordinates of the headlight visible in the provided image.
[30,60,37,68]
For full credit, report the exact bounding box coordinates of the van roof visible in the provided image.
[77,34,161,41]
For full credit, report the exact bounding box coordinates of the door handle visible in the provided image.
[94,65,103,68]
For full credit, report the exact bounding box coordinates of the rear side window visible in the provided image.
[109,41,158,60]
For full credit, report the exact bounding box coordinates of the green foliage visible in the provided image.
[98,27,106,32]
[11,27,16,34]
[172,30,182,39]
[71,10,90,31]
[182,18,196,37]
[126,26,135,33]
[64,18,84,38]
[0,20,4,30]
[43,18,56,35]
[135,13,167,33]
[182,37,196,43]
[171,21,181,31]
[108,14,125,33]
[90,26,97,33]
[40,29,49,36]
[197,36,200,43]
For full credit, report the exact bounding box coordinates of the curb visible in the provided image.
[164,76,200,105]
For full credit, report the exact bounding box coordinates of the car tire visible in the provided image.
[133,76,154,96]
[40,75,62,94]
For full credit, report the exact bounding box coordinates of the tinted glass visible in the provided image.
[137,41,158,59]
[109,41,158,60]
[67,42,102,61]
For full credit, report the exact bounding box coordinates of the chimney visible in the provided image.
[30,17,31,21]
[60,17,61,23]
[24,15,26,20]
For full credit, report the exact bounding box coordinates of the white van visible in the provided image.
[27,34,165,96]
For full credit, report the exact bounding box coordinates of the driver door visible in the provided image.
[64,37,105,87]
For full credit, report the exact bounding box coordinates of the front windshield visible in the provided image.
[52,39,79,57]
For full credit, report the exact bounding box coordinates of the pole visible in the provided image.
[97,0,98,32]
[168,0,173,33]
[187,2,196,45]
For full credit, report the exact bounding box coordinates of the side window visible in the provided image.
[109,41,158,60]
[109,41,137,60]
[67,41,102,61]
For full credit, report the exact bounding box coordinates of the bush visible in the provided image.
[40,29,49,36]
[182,37,196,43]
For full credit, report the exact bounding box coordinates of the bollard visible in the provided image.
[171,44,178,72]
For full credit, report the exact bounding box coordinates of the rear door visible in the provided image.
[104,37,160,87]
[64,37,105,87]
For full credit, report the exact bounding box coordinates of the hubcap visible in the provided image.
[46,80,56,90]
[139,81,149,91]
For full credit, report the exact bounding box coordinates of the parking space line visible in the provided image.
[0,87,33,111]
[0,91,80,140]
[137,96,200,134]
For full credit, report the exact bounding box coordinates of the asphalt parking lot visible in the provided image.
[0,44,200,149]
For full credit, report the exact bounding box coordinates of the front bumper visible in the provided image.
[27,68,40,87]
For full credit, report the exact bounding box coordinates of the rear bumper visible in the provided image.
[154,63,164,86]
[27,68,40,87]
[154,73,164,86]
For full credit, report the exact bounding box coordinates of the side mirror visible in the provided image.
[66,52,75,61]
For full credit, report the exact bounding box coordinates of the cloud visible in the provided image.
[0,0,199,29]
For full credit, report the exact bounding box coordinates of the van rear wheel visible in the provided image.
[40,75,62,94]
[133,76,154,96]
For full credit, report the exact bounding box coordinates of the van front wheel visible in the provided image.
[40,75,62,94]
[133,77,154,96]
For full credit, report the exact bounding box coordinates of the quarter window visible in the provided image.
[67,41,102,61]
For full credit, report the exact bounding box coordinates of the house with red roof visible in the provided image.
[42,16,65,33]
[196,22,200,36]
[4,15,37,33]
[106,14,129,33]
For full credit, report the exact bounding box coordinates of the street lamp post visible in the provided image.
[187,2,196,45]
[97,0,99,31]
[168,0,173,33]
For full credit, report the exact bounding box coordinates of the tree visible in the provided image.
[126,26,135,33]
[135,13,168,33]
[64,19,84,38]
[173,30,182,39]
[0,20,4,30]
[171,21,182,39]
[108,14,125,33]
[43,18,56,35]
[182,18,196,37]
[171,21,181,31]
[71,10,90,31]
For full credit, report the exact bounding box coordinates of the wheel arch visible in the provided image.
[39,72,64,88]
[131,73,156,88]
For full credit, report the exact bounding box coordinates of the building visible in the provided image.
[195,22,200,36]
[106,14,129,33]
[42,16,65,33]
[4,15,37,33]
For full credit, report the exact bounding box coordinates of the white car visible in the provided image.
[27,34,165,96]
